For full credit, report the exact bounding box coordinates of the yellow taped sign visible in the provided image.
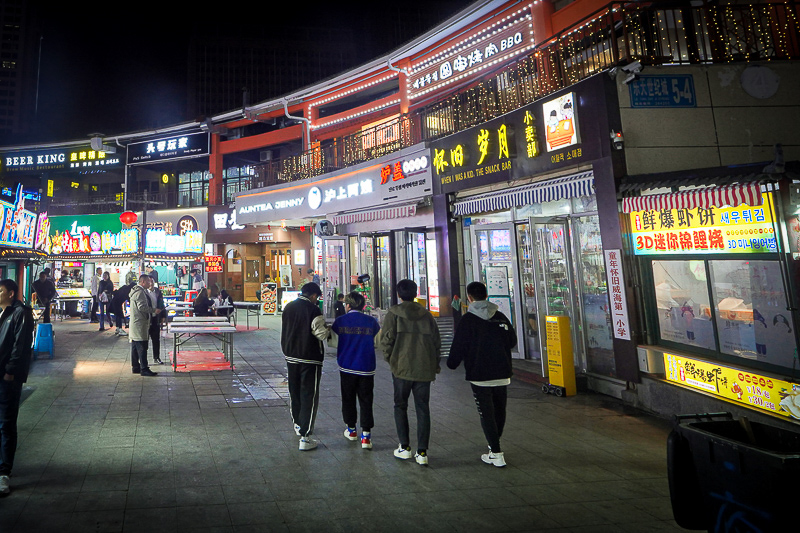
[545,316,576,396]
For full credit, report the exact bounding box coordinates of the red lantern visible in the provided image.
[300,226,305,232]
[120,211,138,225]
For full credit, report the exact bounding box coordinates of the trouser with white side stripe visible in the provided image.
[287,362,322,437]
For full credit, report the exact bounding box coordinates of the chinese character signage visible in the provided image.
[543,92,579,152]
[127,132,210,165]
[629,74,696,108]
[630,193,777,255]
[0,184,38,249]
[235,146,432,224]
[204,255,223,273]
[664,353,800,419]
[2,146,122,173]
[408,10,533,100]
[604,249,630,340]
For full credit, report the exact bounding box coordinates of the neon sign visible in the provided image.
[0,184,37,249]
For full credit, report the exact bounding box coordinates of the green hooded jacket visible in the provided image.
[378,301,441,382]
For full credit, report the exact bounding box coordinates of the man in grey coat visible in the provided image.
[129,274,162,377]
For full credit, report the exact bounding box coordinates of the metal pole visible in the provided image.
[139,190,147,274]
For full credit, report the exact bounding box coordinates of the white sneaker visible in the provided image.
[481,451,506,467]
[393,445,412,460]
[414,451,429,466]
[294,424,301,436]
[299,437,318,451]
[0,475,9,495]
[117,329,128,336]
[361,433,372,450]
[344,427,358,441]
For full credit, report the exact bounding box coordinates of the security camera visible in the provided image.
[620,61,643,74]
[610,131,624,150]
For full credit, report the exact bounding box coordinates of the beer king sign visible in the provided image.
[630,192,777,255]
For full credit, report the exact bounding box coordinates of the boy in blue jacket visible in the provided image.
[448,281,516,467]
[332,291,380,449]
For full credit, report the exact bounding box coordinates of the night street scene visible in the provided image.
[0,0,799,531]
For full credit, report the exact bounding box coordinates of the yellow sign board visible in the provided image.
[545,316,576,396]
[664,353,800,419]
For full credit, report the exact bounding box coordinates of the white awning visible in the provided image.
[621,182,763,213]
[452,171,594,216]
[332,204,417,226]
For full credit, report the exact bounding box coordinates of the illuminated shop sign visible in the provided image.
[2,146,123,173]
[543,92,579,152]
[408,7,533,99]
[235,147,433,224]
[204,255,223,273]
[2,187,40,202]
[0,184,38,249]
[127,132,210,165]
[630,193,777,255]
[49,227,139,255]
[144,228,203,254]
[143,210,206,255]
[664,353,800,419]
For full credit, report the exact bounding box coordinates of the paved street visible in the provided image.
[1,313,681,532]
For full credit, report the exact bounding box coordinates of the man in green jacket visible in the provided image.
[378,279,440,466]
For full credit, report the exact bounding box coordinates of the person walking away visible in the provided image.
[447,281,517,467]
[98,272,114,331]
[378,279,440,466]
[0,279,34,496]
[111,281,135,336]
[193,288,214,317]
[147,277,166,365]
[89,267,102,323]
[129,274,161,377]
[281,282,328,451]
[31,272,56,324]
[333,293,346,319]
[332,291,380,450]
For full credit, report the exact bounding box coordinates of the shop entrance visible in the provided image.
[470,224,525,359]
[322,237,348,317]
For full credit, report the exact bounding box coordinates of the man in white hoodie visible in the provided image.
[447,281,516,467]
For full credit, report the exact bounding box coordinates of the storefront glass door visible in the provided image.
[516,224,542,367]
[375,235,393,310]
[407,232,428,305]
[322,237,347,317]
[471,224,524,358]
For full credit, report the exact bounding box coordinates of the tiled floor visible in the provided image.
[1,314,682,532]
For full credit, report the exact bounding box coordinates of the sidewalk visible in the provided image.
[1,314,682,532]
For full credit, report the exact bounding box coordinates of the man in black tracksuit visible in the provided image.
[448,281,516,468]
[281,282,328,451]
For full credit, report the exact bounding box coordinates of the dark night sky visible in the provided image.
[30,1,469,144]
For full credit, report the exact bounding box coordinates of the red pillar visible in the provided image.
[208,133,224,206]
[531,1,555,45]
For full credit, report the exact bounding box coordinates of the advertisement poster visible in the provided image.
[664,353,800,419]
[629,192,777,256]
[543,92,579,152]
[604,250,630,340]
[279,264,293,288]
[261,282,277,315]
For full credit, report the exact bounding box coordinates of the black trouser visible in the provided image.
[392,376,431,452]
[149,317,162,361]
[40,298,52,323]
[131,340,150,372]
[90,295,99,321]
[471,384,508,453]
[340,372,374,432]
[287,362,322,437]
[0,379,23,476]
[114,303,125,329]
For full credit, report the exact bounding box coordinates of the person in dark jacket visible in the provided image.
[331,291,380,449]
[281,282,328,451]
[215,290,234,318]
[0,279,34,495]
[31,272,57,323]
[193,288,214,316]
[333,293,346,319]
[111,281,135,336]
[97,272,114,331]
[447,281,517,468]
[147,278,167,364]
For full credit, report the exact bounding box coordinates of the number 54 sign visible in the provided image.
[629,74,696,108]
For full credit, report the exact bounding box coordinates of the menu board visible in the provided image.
[261,282,277,315]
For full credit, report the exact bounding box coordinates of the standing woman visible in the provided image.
[98,272,114,331]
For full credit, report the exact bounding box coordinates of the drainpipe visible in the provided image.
[282,98,311,151]
[387,56,407,75]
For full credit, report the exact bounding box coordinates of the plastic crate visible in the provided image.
[668,412,800,531]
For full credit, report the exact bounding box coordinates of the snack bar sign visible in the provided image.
[664,353,800,419]
[630,193,777,255]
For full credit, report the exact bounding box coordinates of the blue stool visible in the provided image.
[34,323,54,359]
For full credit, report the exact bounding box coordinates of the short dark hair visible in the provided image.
[337,293,344,300]
[0,279,18,299]
[344,291,365,311]
[466,281,488,301]
[301,282,322,297]
[396,279,417,302]
[138,273,151,282]
[39,272,47,279]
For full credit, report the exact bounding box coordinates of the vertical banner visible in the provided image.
[604,249,631,340]
[261,282,277,315]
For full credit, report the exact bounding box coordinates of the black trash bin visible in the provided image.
[667,412,800,531]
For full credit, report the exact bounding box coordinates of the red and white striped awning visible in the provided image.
[621,182,763,213]
[332,204,417,226]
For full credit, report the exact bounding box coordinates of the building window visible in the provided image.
[177,171,208,207]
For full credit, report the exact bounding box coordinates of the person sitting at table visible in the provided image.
[193,288,215,316]
[216,290,234,318]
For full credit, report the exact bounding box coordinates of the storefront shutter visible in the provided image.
[621,182,763,213]
[452,171,594,216]
[331,204,417,225]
